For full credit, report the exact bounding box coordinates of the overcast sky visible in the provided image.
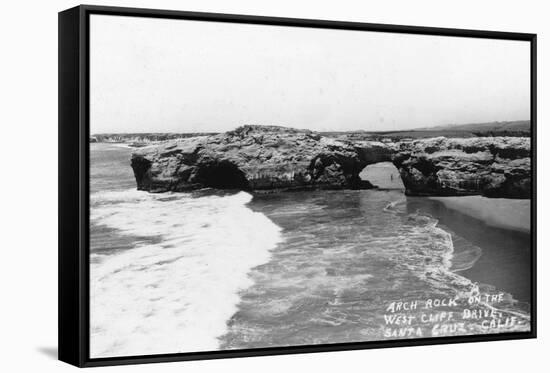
[90,14,530,134]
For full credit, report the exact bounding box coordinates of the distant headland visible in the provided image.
[90,120,530,145]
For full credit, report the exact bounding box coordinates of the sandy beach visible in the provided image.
[429,196,531,233]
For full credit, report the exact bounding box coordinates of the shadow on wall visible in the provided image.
[360,162,405,190]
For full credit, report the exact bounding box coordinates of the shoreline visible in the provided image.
[428,196,530,233]
[407,195,531,304]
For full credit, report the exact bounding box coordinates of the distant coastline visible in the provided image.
[90,119,530,144]
[89,132,218,146]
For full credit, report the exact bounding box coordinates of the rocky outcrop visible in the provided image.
[393,137,531,198]
[131,125,393,193]
[130,126,531,198]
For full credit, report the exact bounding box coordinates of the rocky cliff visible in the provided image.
[130,126,531,198]
[393,137,531,198]
[131,125,394,193]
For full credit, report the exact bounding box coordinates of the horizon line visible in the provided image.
[90,119,530,136]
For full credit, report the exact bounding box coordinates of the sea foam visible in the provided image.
[89,190,282,358]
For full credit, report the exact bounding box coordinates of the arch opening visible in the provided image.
[195,161,249,189]
[359,162,405,190]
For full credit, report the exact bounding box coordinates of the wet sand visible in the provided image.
[429,196,530,233]
[407,196,531,304]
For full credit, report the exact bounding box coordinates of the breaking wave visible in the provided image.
[89,190,282,357]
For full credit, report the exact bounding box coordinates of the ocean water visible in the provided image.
[90,143,531,357]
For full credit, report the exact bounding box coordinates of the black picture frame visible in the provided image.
[58,4,537,368]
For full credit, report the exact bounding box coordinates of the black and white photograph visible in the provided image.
[4,0,550,371]
[87,12,533,359]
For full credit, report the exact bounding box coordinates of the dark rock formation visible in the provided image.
[393,137,531,198]
[131,125,393,193]
[130,126,531,198]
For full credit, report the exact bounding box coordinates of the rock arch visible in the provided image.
[359,162,405,190]
[130,126,531,198]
